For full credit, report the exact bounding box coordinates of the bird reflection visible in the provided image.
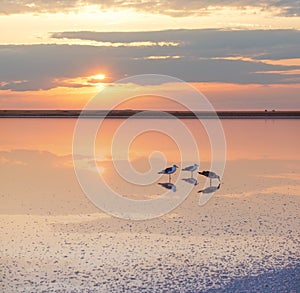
[181,177,198,186]
[158,182,177,192]
[198,183,221,194]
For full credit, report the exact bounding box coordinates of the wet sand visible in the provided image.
[0,158,299,292]
[208,264,300,292]
[0,118,299,292]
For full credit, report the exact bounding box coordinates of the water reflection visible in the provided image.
[1,119,299,161]
[181,177,198,186]
[158,182,177,192]
[198,183,221,194]
[1,118,299,212]
[157,166,222,195]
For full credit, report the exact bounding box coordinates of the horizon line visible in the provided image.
[1,109,300,119]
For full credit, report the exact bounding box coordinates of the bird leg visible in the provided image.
[169,174,171,183]
[210,178,212,186]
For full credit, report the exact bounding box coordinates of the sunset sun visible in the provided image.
[93,73,106,80]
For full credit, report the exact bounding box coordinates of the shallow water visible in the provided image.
[0,118,299,292]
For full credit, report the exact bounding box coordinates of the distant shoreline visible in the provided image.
[0,110,300,119]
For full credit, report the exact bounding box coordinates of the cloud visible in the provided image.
[0,29,300,91]
[0,0,300,16]
[52,29,300,60]
[0,44,114,91]
[0,149,71,167]
[0,0,81,15]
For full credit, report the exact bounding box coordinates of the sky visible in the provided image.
[0,0,300,110]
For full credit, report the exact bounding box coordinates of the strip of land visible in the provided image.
[0,110,299,118]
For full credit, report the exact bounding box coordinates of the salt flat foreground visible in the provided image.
[0,158,299,292]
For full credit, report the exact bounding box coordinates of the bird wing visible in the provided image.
[165,167,172,173]
[182,166,191,171]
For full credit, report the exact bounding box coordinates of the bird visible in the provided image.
[198,170,220,185]
[198,183,221,194]
[158,164,179,182]
[158,182,176,192]
[181,177,198,186]
[182,163,199,177]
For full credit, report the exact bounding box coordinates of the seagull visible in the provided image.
[182,163,199,177]
[158,164,179,182]
[198,170,220,185]
[198,183,221,194]
[181,177,198,186]
[158,182,176,192]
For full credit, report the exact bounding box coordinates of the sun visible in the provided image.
[88,73,107,88]
[93,73,106,80]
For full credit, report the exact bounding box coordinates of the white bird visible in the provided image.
[158,182,176,192]
[158,164,178,182]
[182,163,199,177]
[198,170,220,185]
[198,183,221,194]
[181,177,198,186]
